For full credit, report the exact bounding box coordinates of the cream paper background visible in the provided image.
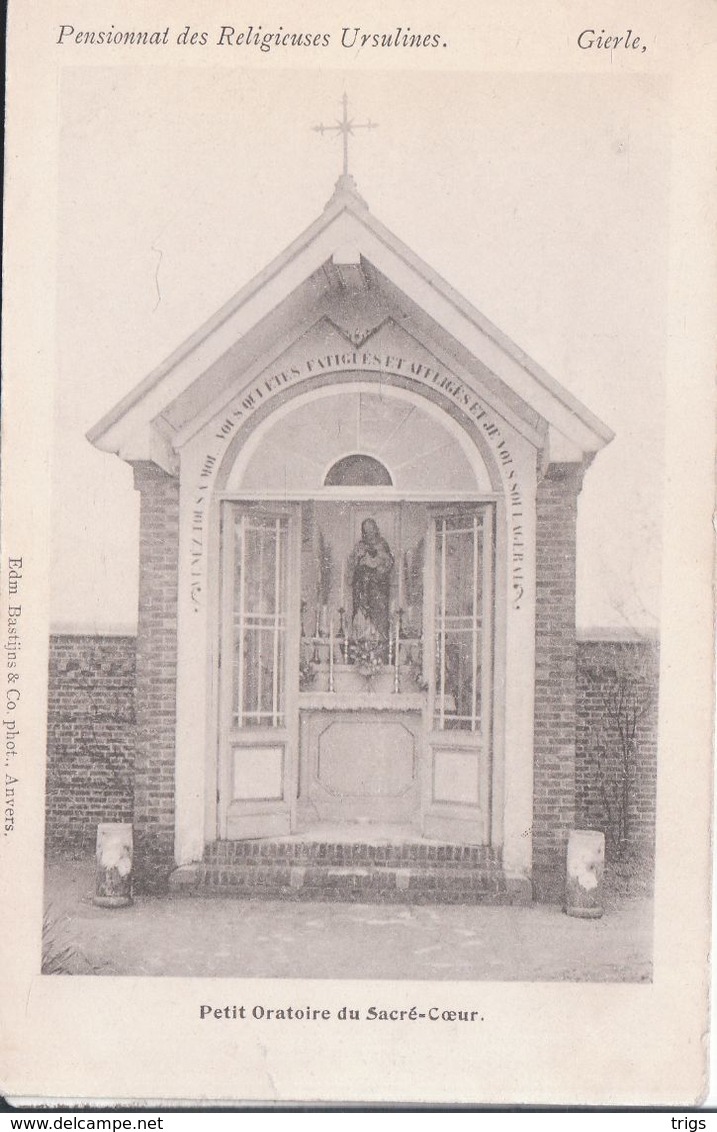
[1,0,715,1106]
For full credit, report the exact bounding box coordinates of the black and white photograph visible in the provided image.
[1,0,715,1108]
[42,66,665,980]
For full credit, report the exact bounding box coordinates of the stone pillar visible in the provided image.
[132,461,180,891]
[532,461,585,901]
[565,829,605,918]
[94,822,133,907]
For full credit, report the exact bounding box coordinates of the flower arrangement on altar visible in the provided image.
[407,651,429,694]
[299,657,317,691]
[348,636,386,683]
[316,530,334,607]
[401,537,424,637]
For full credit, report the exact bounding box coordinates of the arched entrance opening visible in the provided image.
[215,383,502,844]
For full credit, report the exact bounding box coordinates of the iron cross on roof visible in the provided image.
[312,94,378,176]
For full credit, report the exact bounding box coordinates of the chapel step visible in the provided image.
[169,838,519,904]
[203,838,501,869]
[191,863,509,904]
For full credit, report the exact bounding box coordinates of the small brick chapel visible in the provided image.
[87,171,613,901]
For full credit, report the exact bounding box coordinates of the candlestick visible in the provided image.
[339,561,345,611]
[328,617,335,693]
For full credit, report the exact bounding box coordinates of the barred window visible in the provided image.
[231,512,289,728]
[433,512,489,732]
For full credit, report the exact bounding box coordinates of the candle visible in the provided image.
[339,561,345,611]
[329,617,335,693]
[398,551,403,609]
[393,617,401,694]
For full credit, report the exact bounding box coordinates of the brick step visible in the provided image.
[204,839,501,870]
[166,837,518,904]
[172,859,511,904]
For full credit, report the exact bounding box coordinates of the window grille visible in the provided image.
[433,512,487,732]
[231,512,288,728]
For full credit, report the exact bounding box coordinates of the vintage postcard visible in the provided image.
[1,0,715,1109]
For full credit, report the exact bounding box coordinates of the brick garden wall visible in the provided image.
[45,634,136,856]
[575,636,659,860]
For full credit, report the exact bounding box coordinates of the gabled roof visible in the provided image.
[88,174,614,466]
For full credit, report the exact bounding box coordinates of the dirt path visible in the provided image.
[44,859,653,982]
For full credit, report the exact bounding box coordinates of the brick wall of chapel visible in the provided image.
[130,461,180,889]
[531,463,583,900]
